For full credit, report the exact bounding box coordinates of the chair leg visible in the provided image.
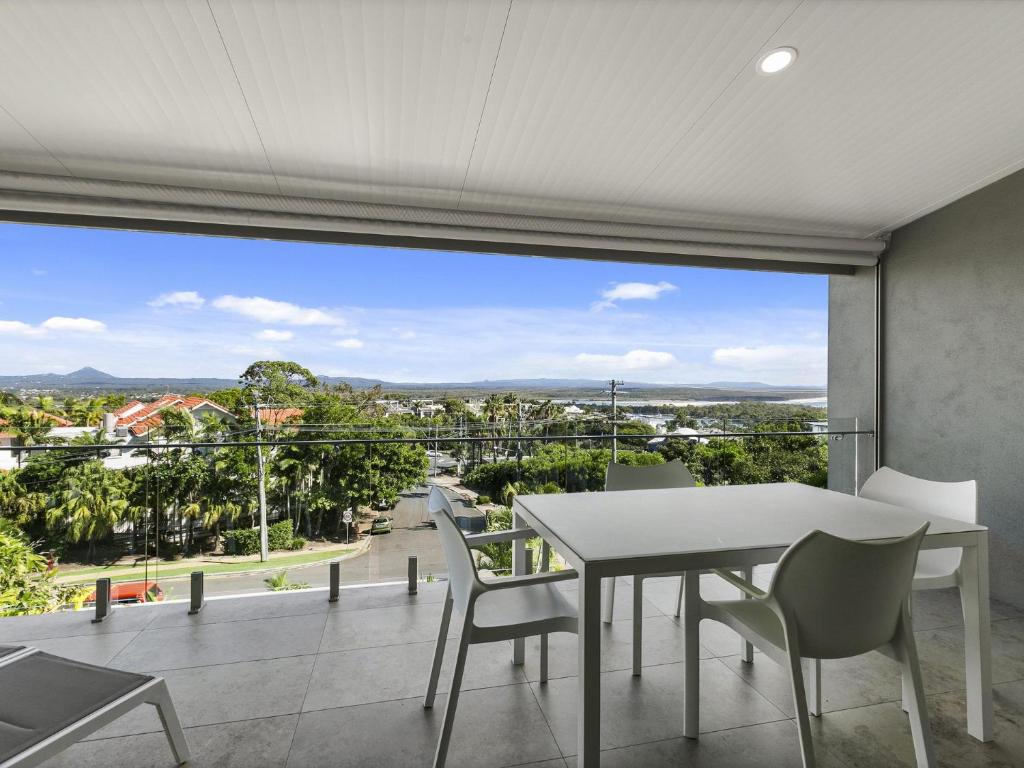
[540,633,549,684]
[434,613,472,768]
[806,658,822,716]
[149,680,191,765]
[602,576,616,623]
[895,606,937,768]
[674,574,684,618]
[783,629,816,768]
[633,577,643,676]
[424,585,454,708]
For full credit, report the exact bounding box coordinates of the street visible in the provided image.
[159,485,452,599]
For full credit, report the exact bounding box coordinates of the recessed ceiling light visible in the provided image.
[757,47,797,75]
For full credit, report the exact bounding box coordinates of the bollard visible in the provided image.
[328,561,340,603]
[92,578,113,623]
[408,555,418,595]
[188,571,205,615]
[525,547,535,576]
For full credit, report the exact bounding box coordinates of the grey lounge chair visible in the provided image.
[0,645,190,768]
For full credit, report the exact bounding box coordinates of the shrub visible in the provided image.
[291,536,307,550]
[223,527,260,556]
[267,520,294,551]
[476,495,491,505]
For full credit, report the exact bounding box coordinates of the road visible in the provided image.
[159,485,451,599]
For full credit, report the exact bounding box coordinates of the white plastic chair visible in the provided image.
[423,486,577,768]
[603,459,695,623]
[696,525,935,768]
[603,460,743,675]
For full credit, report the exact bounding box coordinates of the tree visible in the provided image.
[240,360,319,407]
[47,461,129,560]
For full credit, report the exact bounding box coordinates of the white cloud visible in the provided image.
[40,316,107,333]
[0,320,42,336]
[593,281,677,310]
[0,317,106,336]
[149,290,205,309]
[212,295,344,326]
[31,268,47,276]
[712,345,826,378]
[334,338,364,349]
[573,349,677,371]
[398,330,417,340]
[255,329,294,342]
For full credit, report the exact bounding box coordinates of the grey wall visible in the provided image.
[828,265,877,493]
[831,168,1024,607]
[882,168,1024,606]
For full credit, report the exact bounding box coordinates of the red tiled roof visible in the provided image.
[113,394,233,437]
[257,407,304,426]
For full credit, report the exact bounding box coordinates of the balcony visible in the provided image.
[1,574,1023,768]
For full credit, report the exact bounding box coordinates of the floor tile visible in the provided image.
[563,721,850,768]
[0,604,158,642]
[530,659,788,756]
[39,714,298,768]
[318,601,453,653]
[85,654,316,739]
[112,612,326,670]
[288,684,561,768]
[303,638,524,711]
[18,630,140,666]
[521,615,711,682]
[146,589,330,628]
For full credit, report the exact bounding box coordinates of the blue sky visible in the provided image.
[0,223,827,384]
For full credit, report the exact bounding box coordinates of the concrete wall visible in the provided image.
[828,265,877,493]
[882,168,1024,606]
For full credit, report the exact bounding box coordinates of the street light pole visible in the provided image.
[253,395,269,562]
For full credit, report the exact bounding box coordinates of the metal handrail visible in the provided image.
[12,429,874,452]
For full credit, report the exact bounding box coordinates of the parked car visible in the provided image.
[85,580,165,605]
[370,516,393,534]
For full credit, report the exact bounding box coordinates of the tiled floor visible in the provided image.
[2,574,1023,767]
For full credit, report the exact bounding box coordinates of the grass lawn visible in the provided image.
[57,547,356,585]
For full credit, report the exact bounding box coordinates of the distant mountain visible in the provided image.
[0,367,825,400]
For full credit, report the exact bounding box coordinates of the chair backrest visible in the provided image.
[861,466,976,576]
[428,486,482,611]
[605,459,695,492]
[768,524,928,659]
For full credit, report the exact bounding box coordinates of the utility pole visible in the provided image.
[609,379,624,462]
[253,394,269,562]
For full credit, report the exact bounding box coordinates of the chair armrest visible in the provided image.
[464,528,538,545]
[482,569,578,590]
[712,568,766,599]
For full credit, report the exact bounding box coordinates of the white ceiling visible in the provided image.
[0,0,1023,249]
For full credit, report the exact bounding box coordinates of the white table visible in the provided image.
[512,482,991,767]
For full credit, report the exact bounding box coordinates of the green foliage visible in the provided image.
[268,520,294,551]
[476,495,491,505]
[463,445,663,499]
[291,536,307,550]
[263,570,309,591]
[0,521,84,616]
[224,527,261,556]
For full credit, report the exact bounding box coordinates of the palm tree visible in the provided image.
[47,462,129,560]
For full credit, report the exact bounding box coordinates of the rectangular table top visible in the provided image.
[513,482,985,565]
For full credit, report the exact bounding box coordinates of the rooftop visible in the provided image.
[2,575,1022,768]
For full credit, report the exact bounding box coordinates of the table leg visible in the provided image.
[740,566,754,663]
[961,533,993,741]
[512,509,527,666]
[683,569,700,739]
[578,567,602,767]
